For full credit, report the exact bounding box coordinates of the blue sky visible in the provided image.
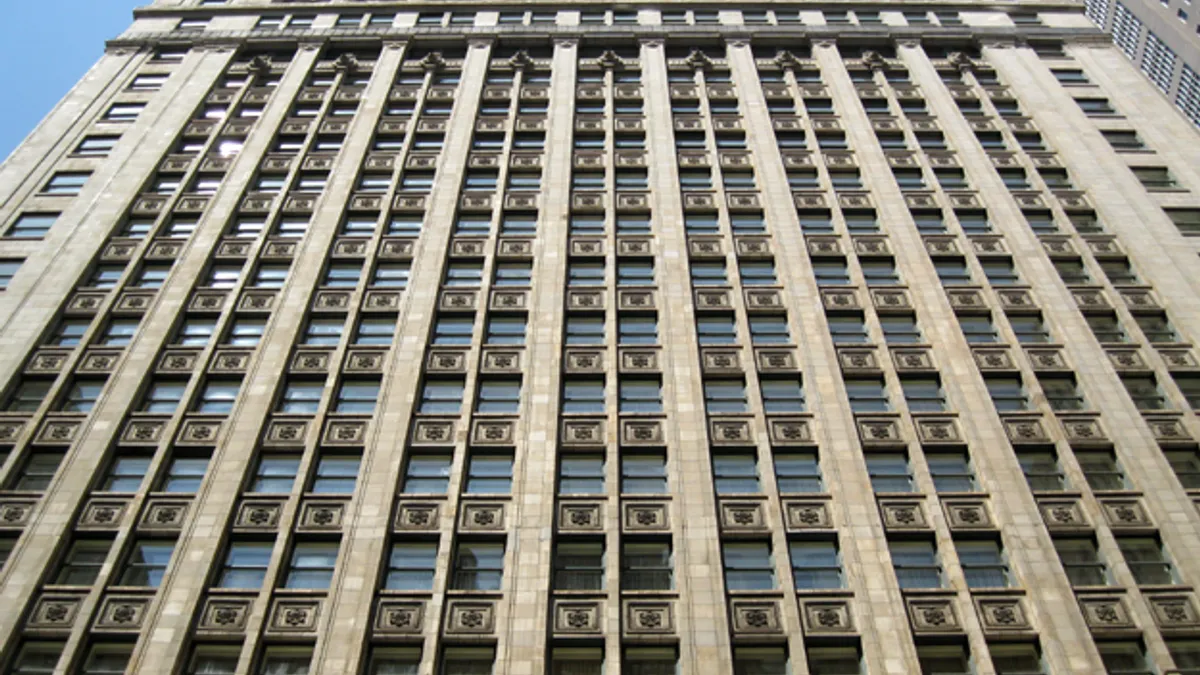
[0,1,141,162]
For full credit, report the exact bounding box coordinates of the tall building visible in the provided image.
[2,1,1200,674]
[1084,0,1200,126]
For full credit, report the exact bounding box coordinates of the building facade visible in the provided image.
[1084,0,1200,128]
[0,1,1199,674]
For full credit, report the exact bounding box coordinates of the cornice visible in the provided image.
[132,1,1094,20]
[107,25,1112,52]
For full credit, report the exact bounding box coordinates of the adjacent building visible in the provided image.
[1085,0,1200,126]
[0,1,1199,673]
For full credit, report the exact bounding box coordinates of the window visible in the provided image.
[278,381,322,414]
[494,262,532,287]
[1166,450,1200,488]
[1055,538,1108,586]
[195,380,239,414]
[218,540,272,588]
[902,377,946,412]
[1123,375,1166,410]
[284,542,338,589]
[890,540,943,588]
[1039,375,1086,412]
[332,379,378,414]
[11,643,66,675]
[1074,450,1129,491]
[934,259,972,285]
[227,319,265,347]
[1167,640,1200,675]
[866,453,913,493]
[1102,130,1144,151]
[1100,260,1139,285]
[446,261,482,284]
[501,213,538,236]
[761,377,805,413]
[304,317,348,345]
[55,539,111,584]
[355,317,395,346]
[704,379,748,414]
[861,259,900,286]
[439,648,495,675]
[893,169,926,189]
[624,647,677,675]
[791,539,843,589]
[568,263,604,287]
[846,378,890,412]
[101,455,149,492]
[249,454,300,493]
[80,644,133,675]
[452,541,504,590]
[432,316,474,346]
[982,259,1020,285]
[420,380,463,414]
[104,103,145,121]
[915,452,974,495]
[1135,313,1177,343]
[307,453,360,494]
[697,315,737,345]
[465,454,513,494]
[162,456,209,493]
[87,264,124,289]
[1117,537,1176,585]
[7,379,50,413]
[1009,315,1052,344]
[623,453,666,494]
[1097,642,1152,675]
[617,261,654,286]
[1052,69,1089,84]
[383,542,438,593]
[813,260,850,286]
[1133,167,1177,190]
[401,454,451,494]
[562,378,605,414]
[807,647,862,675]
[56,378,101,413]
[118,540,174,587]
[259,648,313,675]
[42,172,89,195]
[957,538,1011,588]
[366,263,409,290]
[620,378,662,413]
[1167,209,1200,236]
[723,541,775,590]
[11,452,63,490]
[550,647,603,675]
[987,376,1028,411]
[554,541,604,590]
[749,316,790,344]
[559,455,603,495]
[1019,451,1066,491]
[7,213,58,239]
[958,315,998,343]
[1173,375,1200,412]
[618,315,657,344]
[691,262,728,287]
[323,263,362,288]
[623,541,672,590]
[1086,314,1127,343]
[49,318,91,347]
[476,380,521,414]
[881,316,922,344]
[570,215,605,236]
[714,453,760,494]
[135,264,171,289]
